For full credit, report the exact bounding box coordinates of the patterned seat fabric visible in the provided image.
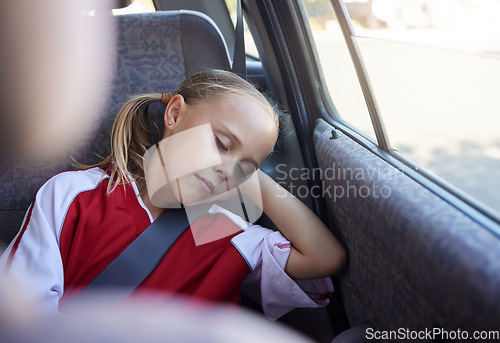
[0,10,230,247]
[314,119,500,333]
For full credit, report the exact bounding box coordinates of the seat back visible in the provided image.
[0,10,231,247]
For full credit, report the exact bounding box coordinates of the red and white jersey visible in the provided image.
[0,167,333,320]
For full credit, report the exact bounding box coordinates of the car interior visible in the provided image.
[1,0,499,342]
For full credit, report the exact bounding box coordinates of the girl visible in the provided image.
[0,70,346,320]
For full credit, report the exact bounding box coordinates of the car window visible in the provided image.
[302,0,376,140]
[303,0,500,215]
[113,0,155,14]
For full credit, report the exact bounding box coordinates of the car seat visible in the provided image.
[0,10,231,247]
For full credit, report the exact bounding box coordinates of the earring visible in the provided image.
[168,121,173,125]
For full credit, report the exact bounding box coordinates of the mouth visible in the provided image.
[195,174,215,195]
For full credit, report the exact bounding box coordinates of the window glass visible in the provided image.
[113,0,156,15]
[352,0,500,212]
[302,0,376,139]
[305,0,500,212]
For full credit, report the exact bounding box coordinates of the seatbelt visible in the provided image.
[73,207,200,304]
[232,0,246,79]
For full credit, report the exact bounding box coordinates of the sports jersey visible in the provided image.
[0,167,333,320]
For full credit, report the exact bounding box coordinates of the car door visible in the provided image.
[242,0,500,340]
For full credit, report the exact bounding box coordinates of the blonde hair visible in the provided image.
[88,69,278,194]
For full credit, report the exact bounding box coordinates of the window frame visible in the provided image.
[291,0,500,231]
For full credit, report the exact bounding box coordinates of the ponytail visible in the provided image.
[89,93,162,194]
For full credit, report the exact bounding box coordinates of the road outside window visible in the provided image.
[303,0,500,214]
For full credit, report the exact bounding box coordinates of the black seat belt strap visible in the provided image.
[232,0,246,79]
[73,208,190,303]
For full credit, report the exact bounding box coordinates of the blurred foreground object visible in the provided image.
[0,0,114,161]
[0,282,314,343]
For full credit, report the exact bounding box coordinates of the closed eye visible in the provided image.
[215,136,228,152]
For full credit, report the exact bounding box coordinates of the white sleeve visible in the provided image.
[233,227,334,321]
[0,175,72,313]
[0,168,106,313]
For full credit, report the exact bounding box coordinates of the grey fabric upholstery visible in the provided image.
[314,119,500,333]
[0,10,230,247]
[179,10,231,76]
[331,324,372,343]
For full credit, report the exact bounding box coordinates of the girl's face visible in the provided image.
[161,93,277,205]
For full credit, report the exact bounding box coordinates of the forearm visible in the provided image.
[256,170,346,279]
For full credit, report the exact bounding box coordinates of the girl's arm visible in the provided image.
[0,183,65,313]
[256,170,346,280]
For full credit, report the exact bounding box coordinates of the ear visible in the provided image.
[163,94,186,131]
